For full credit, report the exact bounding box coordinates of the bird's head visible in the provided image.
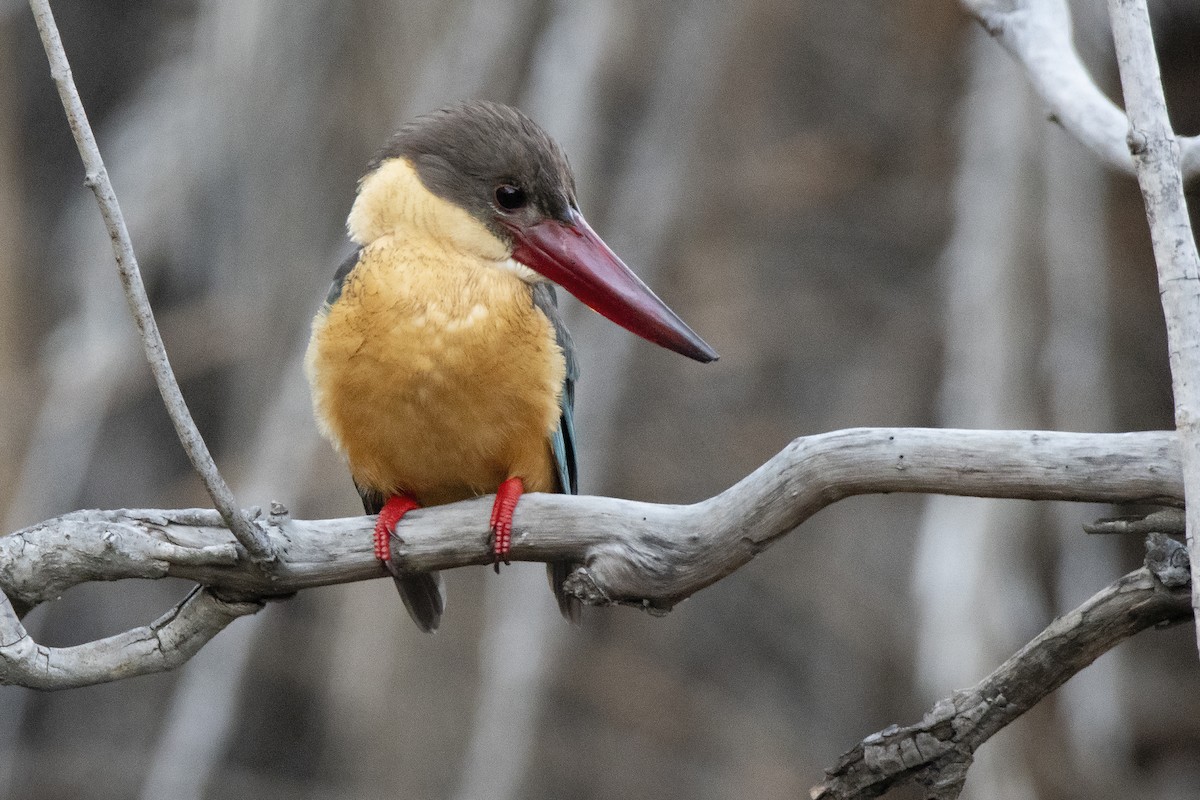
[349,101,717,363]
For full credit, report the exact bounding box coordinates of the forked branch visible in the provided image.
[961,0,1200,179]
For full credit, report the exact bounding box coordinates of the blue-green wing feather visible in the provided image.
[323,247,362,310]
[532,283,578,494]
[532,283,581,622]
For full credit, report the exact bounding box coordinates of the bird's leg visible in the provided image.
[488,477,524,572]
[374,493,421,564]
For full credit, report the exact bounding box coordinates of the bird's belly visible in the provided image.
[306,253,565,505]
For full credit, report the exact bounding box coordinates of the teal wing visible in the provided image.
[532,283,581,622]
[322,246,362,311]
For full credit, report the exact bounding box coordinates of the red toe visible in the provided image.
[374,494,420,562]
[489,477,524,571]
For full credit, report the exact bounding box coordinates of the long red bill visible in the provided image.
[505,210,718,363]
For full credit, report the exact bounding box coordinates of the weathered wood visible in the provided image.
[812,536,1193,800]
[0,427,1182,689]
[0,587,261,691]
[1108,0,1200,656]
[1,429,1181,609]
[961,0,1200,179]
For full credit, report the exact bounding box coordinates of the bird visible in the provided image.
[305,101,717,632]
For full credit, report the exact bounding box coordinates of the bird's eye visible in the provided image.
[494,184,527,211]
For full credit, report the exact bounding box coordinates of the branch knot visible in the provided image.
[1145,532,1191,587]
[1126,127,1149,156]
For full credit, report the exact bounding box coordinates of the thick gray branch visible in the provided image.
[26,0,271,561]
[0,428,1183,689]
[0,430,1181,613]
[961,0,1200,179]
[1107,0,1200,657]
[811,536,1193,800]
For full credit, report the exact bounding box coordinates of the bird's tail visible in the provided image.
[548,561,581,624]
[393,570,446,633]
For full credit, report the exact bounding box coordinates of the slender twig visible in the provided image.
[812,536,1193,800]
[26,0,272,562]
[1086,508,1186,536]
[1107,0,1200,657]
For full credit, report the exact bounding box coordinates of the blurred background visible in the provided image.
[1,0,1199,798]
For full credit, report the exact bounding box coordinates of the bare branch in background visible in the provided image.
[911,28,1046,797]
[1106,0,1200,656]
[26,0,271,562]
[1038,6,1129,779]
[139,346,325,800]
[960,0,1200,178]
[4,297,244,531]
[0,428,1181,689]
[812,537,1193,800]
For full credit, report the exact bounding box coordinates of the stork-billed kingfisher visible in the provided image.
[305,101,717,632]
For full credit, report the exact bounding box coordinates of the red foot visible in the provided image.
[375,494,420,563]
[489,477,524,572]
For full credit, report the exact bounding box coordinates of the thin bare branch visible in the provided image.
[25,0,272,561]
[1106,0,1200,657]
[912,31,1046,795]
[961,0,1200,179]
[0,428,1181,688]
[0,585,261,691]
[812,537,1193,800]
[1086,508,1185,536]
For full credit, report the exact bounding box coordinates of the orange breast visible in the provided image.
[304,234,566,506]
